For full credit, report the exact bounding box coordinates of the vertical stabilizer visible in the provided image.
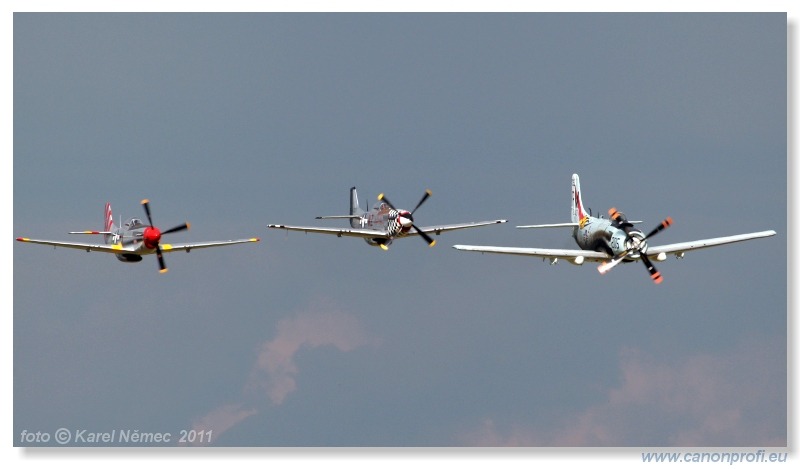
[349,187,365,228]
[571,174,588,224]
[104,203,115,244]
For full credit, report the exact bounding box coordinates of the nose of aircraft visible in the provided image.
[142,226,162,249]
[626,231,647,253]
[377,190,436,247]
[397,211,414,228]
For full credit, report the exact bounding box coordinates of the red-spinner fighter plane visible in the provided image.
[453,174,775,284]
[16,200,260,273]
[269,187,506,250]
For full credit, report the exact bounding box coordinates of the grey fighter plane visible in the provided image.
[269,187,506,250]
[453,174,775,284]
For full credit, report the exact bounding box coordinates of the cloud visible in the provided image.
[461,337,785,447]
[188,403,258,446]
[245,309,375,405]
[188,306,375,445]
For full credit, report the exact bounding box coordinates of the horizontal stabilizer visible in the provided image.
[68,230,117,235]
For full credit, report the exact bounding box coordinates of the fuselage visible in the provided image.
[570,173,649,262]
[111,217,157,262]
[360,202,414,247]
[573,215,647,261]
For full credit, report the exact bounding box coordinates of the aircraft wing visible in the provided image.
[516,222,579,229]
[646,230,776,258]
[413,219,508,236]
[268,224,389,239]
[160,238,261,252]
[16,237,260,254]
[15,237,137,254]
[452,244,609,263]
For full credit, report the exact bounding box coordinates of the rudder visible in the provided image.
[104,203,115,243]
[349,187,365,228]
[571,174,588,224]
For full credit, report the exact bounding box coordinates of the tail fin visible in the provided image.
[104,203,115,244]
[349,187,365,228]
[571,174,588,224]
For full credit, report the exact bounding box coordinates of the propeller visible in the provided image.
[376,190,436,247]
[598,207,673,284]
[139,199,190,273]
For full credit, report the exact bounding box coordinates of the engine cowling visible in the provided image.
[142,226,162,250]
[622,230,648,260]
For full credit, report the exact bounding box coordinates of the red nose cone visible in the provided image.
[143,226,162,249]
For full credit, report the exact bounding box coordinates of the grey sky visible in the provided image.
[11,11,787,455]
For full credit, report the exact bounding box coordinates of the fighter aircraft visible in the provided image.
[268,187,507,250]
[16,200,260,273]
[453,174,775,284]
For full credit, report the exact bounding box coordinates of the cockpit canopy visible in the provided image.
[125,218,146,229]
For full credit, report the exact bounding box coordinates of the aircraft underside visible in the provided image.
[116,253,143,263]
[366,238,391,248]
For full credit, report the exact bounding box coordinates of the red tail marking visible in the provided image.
[574,187,586,220]
[104,203,113,231]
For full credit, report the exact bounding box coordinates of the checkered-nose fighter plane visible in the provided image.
[268,187,506,250]
[453,174,775,284]
[16,199,260,273]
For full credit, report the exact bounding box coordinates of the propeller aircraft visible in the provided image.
[268,187,506,250]
[16,200,260,273]
[453,174,775,284]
